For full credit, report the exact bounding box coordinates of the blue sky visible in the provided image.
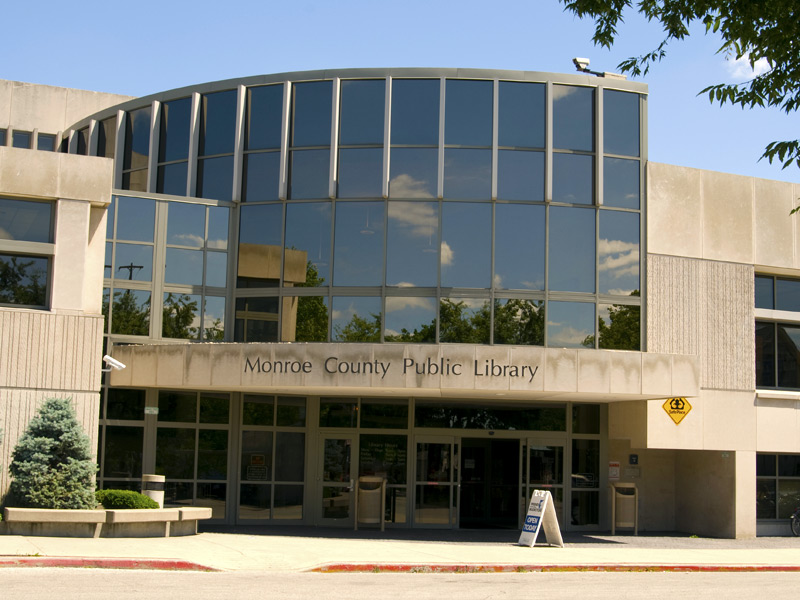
[7,0,797,183]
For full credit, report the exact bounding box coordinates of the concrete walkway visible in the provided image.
[2,527,800,573]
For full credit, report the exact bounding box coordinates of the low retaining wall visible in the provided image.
[2,506,212,538]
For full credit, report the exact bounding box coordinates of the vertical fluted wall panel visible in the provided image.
[648,254,754,391]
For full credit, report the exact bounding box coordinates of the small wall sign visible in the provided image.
[663,397,692,425]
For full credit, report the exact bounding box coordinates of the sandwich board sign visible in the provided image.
[518,489,564,548]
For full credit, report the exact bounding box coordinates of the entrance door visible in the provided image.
[460,438,520,529]
[414,436,458,528]
[524,439,566,528]
[318,434,357,526]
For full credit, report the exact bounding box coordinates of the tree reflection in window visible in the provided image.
[162,292,201,339]
[106,289,150,336]
[582,291,641,350]
[0,255,48,306]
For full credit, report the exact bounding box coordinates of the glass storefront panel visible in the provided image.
[102,426,143,479]
[320,399,358,428]
[106,388,145,420]
[777,323,800,389]
[391,79,439,145]
[239,483,271,520]
[275,432,305,481]
[494,203,545,290]
[159,391,197,422]
[386,201,438,287]
[274,485,304,519]
[156,428,196,479]
[198,430,228,480]
[196,483,226,519]
[359,434,408,484]
[277,397,307,427]
[241,431,274,481]
[756,321,776,387]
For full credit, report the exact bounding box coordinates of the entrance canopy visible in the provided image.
[109,343,698,403]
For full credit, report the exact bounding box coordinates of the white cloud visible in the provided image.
[606,288,637,297]
[388,201,437,238]
[599,238,639,278]
[725,53,771,81]
[547,323,592,347]
[389,173,435,198]
[440,240,454,266]
[386,296,435,312]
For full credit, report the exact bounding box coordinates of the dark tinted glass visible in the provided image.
[445,79,492,146]
[755,276,774,309]
[320,399,358,427]
[548,301,595,348]
[291,81,332,147]
[0,129,5,145]
[97,118,115,158]
[777,323,800,388]
[243,395,274,425]
[553,85,594,151]
[331,297,381,342]
[443,149,491,199]
[391,79,439,145]
[106,388,146,420]
[243,152,280,201]
[37,133,56,152]
[414,402,565,431]
[199,90,237,156]
[122,170,147,192]
[284,202,331,286]
[494,203,545,290]
[76,128,89,155]
[757,453,776,476]
[200,393,229,424]
[198,156,234,201]
[549,207,595,293]
[439,298,490,344]
[553,153,593,204]
[156,428,195,479]
[494,298,544,345]
[102,426,143,479]
[389,148,437,198]
[441,202,491,288]
[359,434,407,483]
[599,210,639,295]
[776,279,800,311]
[158,391,197,422]
[12,131,31,149]
[359,402,408,429]
[573,404,600,434]
[0,254,49,306]
[116,196,155,242]
[778,455,800,477]
[498,81,545,148]
[386,201,439,287]
[158,97,191,162]
[339,79,385,145]
[604,90,640,157]
[497,150,544,201]
[337,148,383,198]
[289,149,330,199]
[123,106,151,170]
[604,157,639,209]
[247,85,283,150]
[598,303,640,350]
[333,201,385,286]
[0,198,52,242]
[275,431,305,479]
[384,296,437,343]
[157,162,187,195]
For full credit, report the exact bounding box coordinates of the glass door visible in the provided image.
[318,434,357,526]
[413,436,458,528]
[524,438,565,528]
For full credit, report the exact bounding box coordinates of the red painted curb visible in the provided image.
[0,557,219,571]
[311,563,800,574]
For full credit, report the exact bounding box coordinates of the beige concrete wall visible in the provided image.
[756,396,800,452]
[0,79,131,133]
[647,254,753,391]
[674,449,755,538]
[647,162,800,270]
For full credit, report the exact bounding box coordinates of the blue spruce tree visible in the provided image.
[8,398,97,509]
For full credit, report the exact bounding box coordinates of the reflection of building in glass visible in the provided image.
[1,69,799,537]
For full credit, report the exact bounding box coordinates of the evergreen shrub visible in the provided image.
[8,397,97,509]
[95,489,159,509]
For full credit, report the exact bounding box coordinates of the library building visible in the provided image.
[2,67,800,537]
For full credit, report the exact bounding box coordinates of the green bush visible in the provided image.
[8,397,97,509]
[95,489,159,509]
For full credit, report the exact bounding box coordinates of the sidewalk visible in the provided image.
[2,527,800,573]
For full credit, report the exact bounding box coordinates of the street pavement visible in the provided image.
[1,526,800,573]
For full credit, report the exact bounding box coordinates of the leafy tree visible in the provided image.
[334,312,382,342]
[583,291,641,350]
[162,292,199,339]
[7,398,97,509]
[439,299,490,344]
[560,1,800,172]
[107,289,150,336]
[295,262,329,342]
[493,299,545,346]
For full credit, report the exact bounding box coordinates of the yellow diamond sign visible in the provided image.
[663,397,692,425]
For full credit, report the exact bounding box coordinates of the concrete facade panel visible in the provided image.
[701,170,754,264]
[756,398,800,452]
[754,178,795,268]
[647,163,703,258]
